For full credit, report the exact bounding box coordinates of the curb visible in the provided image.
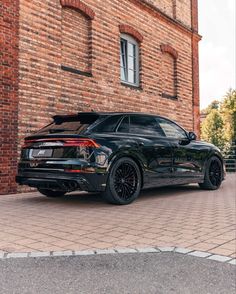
[0,247,235,265]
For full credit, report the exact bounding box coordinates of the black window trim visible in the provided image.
[116,115,130,133]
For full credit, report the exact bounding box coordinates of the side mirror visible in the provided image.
[188,132,197,141]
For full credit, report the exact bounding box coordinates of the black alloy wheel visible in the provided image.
[103,157,142,205]
[199,156,223,190]
[113,162,138,200]
[209,160,222,187]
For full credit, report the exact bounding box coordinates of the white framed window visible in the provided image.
[120,34,139,86]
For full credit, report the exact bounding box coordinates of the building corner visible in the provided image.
[191,0,201,138]
[0,0,20,194]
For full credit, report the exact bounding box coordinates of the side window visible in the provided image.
[157,118,187,139]
[117,116,129,133]
[92,116,122,133]
[129,115,161,135]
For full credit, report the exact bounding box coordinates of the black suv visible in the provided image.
[16,112,225,205]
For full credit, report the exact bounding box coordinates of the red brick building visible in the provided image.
[0,0,201,194]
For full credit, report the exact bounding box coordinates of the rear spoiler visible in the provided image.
[53,112,101,124]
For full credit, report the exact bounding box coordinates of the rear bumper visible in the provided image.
[16,172,108,192]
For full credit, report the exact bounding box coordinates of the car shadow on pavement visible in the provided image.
[18,183,208,207]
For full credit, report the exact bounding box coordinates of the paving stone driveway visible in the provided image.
[0,174,235,257]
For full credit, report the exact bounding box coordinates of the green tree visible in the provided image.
[220,89,236,144]
[201,109,225,150]
[202,100,220,116]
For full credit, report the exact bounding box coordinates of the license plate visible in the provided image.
[32,149,53,158]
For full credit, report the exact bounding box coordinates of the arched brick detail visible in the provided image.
[160,44,178,59]
[119,24,143,43]
[60,0,95,20]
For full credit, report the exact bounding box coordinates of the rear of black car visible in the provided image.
[16,113,112,193]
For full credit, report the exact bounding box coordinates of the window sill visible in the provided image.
[61,65,92,77]
[161,93,178,100]
[121,82,143,91]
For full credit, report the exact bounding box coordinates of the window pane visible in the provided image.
[130,115,160,135]
[128,43,135,57]
[128,69,135,84]
[158,118,187,139]
[120,39,127,82]
[120,67,126,81]
[117,116,129,133]
[92,115,122,133]
[128,56,135,71]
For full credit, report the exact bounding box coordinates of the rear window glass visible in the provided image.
[91,115,122,133]
[37,115,101,135]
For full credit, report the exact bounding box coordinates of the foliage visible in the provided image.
[201,89,236,153]
[201,109,225,149]
[220,89,236,144]
[203,100,220,115]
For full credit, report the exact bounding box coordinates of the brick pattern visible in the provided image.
[0,0,19,194]
[60,0,95,19]
[62,8,91,72]
[176,0,191,27]
[142,0,191,28]
[145,0,174,18]
[161,52,176,98]
[0,174,235,258]
[119,24,143,43]
[18,0,196,139]
[160,44,178,59]
[160,44,178,98]
[191,0,201,137]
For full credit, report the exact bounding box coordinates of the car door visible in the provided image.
[157,117,203,181]
[119,115,174,187]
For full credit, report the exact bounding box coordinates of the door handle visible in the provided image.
[138,142,144,147]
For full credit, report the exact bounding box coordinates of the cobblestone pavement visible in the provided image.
[0,174,235,257]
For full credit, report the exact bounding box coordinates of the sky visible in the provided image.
[198,0,235,109]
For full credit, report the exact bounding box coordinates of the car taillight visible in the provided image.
[22,138,100,148]
[63,139,100,148]
[22,140,34,148]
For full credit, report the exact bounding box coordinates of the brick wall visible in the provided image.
[146,0,173,18]
[191,0,201,135]
[0,0,19,194]
[62,7,91,72]
[161,53,176,98]
[142,0,191,28]
[0,0,200,194]
[176,0,191,27]
[19,0,199,134]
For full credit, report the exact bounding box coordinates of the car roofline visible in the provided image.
[53,112,169,119]
[52,112,189,133]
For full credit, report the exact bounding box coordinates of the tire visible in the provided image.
[38,189,66,198]
[102,157,142,205]
[199,156,223,190]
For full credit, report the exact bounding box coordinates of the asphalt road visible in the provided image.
[0,253,235,294]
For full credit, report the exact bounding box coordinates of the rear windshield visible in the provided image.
[37,115,103,135]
